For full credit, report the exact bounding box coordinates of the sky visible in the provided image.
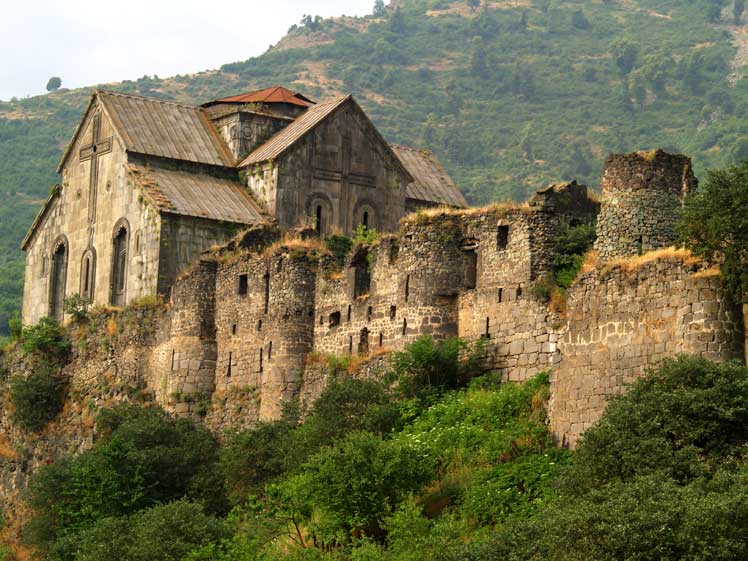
[0,0,374,101]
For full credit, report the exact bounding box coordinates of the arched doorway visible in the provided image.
[110,221,129,307]
[49,237,68,320]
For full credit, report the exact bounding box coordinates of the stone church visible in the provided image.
[21,86,466,325]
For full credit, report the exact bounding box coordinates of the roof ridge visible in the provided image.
[96,89,200,110]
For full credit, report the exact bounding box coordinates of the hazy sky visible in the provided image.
[0,0,374,101]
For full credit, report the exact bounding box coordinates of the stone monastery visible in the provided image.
[19,87,746,447]
[22,86,466,324]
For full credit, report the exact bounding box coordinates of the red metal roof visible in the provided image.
[210,86,315,108]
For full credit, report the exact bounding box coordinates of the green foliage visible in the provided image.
[46,77,62,92]
[25,404,226,557]
[10,361,66,432]
[563,355,748,492]
[373,0,386,18]
[8,312,21,341]
[552,221,596,290]
[283,432,436,542]
[326,235,354,268]
[0,545,10,561]
[679,160,748,302]
[390,335,486,400]
[20,317,70,363]
[72,500,229,561]
[353,224,379,246]
[62,294,89,322]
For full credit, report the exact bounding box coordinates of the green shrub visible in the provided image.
[20,317,70,364]
[391,336,486,400]
[62,294,89,321]
[73,500,230,561]
[0,545,10,561]
[326,235,354,267]
[562,355,748,494]
[10,362,66,432]
[8,312,21,341]
[25,405,226,554]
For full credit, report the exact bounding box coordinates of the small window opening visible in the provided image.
[263,272,270,314]
[367,306,373,322]
[329,311,341,328]
[404,275,410,302]
[497,226,510,250]
[231,324,237,335]
[348,335,353,354]
[259,348,264,373]
[171,349,176,371]
[316,205,323,234]
[379,333,384,347]
[268,341,273,360]
[636,236,644,256]
[484,317,491,339]
[464,250,477,289]
[402,318,408,336]
[498,287,504,303]
[347,305,352,322]
[517,286,523,299]
[362,211,369,229]
[227,352,233,377]
[238,274,248,296]
[390,305,397,320]
[320,315,324,326]
[257,319,263,331]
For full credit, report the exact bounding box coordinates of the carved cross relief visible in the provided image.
[79,111,112,226]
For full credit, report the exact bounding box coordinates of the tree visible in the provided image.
[46,77,61,92]
[611,39,638,75]
[736,0,745,23]
[388,6,406,33]
[372,0,386,17]
[679,160,748,302]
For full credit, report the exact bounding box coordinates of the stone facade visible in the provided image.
[594,150,698,262]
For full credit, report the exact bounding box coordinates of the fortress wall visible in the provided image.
[549,257,744,448]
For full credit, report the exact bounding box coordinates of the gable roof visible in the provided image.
[128,166,266,225]
[58,90,235,172]
[21,186,61,250]
[204,86,315,108]
[239,96,413,183]
[391,145,468,208]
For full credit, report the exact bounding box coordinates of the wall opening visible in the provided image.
[171,349,176,371]
[497,225,510,250]
[498,287,504,303]
[517,286,523,299]
[390,305,397,320]
[367,306,373,322]
[231,324,237,336]
[484,317,491,339]
[263,272,270,314]
[389,242,399,263]
[404,274,410,302]
[49,240,68,320]
[110,225,129,307]
[329,311,341,328]
[268,341,273,360]
[227,352,233,377]
[259,348,264,373]
[402,318,408,336]
[348,335,353,354]
[359,328,370,355]
[80,249,96,302]
[379,333,383,347]
[257,319,263,331]
[362,211,369,229]
[636,236,644,256]
[347,305,352,322]
[352,248,371,298]
[464,249,477,290]
[238,274,248,296]
[316,205,323,235]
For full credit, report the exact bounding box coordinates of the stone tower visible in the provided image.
[594,149,697,262]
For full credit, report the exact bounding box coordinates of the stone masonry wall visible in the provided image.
[594,150,698,262]
[549,256,744,448]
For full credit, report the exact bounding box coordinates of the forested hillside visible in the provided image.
[2,0,747,333]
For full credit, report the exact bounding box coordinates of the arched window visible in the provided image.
[362,211,369,229]
[110,220,129,307]
[49,237,68,320]
[316,205,323,235]
[80,248,96,302]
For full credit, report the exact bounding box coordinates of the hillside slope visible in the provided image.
[2,0,748,333]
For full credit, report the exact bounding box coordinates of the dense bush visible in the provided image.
[25,405,226,558]
[19,317,70,364]
[9,362,66,432]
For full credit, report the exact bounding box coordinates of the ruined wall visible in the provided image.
[550,256,744,447]
[594,150,697,262]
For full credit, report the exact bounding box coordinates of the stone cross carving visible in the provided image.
[79,112,112,224]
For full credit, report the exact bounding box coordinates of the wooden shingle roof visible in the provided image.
[97,91,234,167]
[129,166,265,225]
[391,145,468,208]
[240,95,351,166]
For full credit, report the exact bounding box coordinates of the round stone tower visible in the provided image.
[594,149,697,262]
